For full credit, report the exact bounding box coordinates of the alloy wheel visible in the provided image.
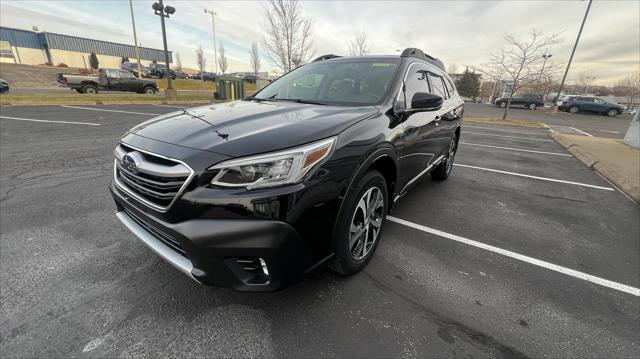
[349,186,384,260]
[446,136,457,174]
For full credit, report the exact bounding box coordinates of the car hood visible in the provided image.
[126,100,378,157]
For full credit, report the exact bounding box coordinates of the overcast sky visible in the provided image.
[1,0,638,85]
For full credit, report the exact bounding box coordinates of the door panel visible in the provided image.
[396,64,444,192]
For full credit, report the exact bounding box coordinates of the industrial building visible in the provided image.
[0,26,171,68]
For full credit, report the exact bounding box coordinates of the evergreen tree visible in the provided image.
[89,52,99,70]
[455,67,480,98]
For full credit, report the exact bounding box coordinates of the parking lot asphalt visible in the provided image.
[464,103,634,139]
[1,104,639,358]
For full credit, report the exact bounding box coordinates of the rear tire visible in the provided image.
[528,103,537,110]
[431,133,458,181]
[498,102,507,108]
[331,170,388,275]
[569,106,579,114]
[82,85,98,94]
[606,109,618,117]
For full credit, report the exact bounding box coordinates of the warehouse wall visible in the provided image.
[48,49,167,69]
[0,46,46,64]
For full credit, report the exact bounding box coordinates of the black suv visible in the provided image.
[110,48,463,291]
[149,63,176,79]
[495,93,545,110]
[558,96,624,117]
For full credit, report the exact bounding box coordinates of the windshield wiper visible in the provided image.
[243,95,270,102]
[274,98,329,106]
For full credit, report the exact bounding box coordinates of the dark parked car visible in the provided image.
[149,63,176,79]
[242,73,258,84]
[558,96,624,117]
[0,79,8,93]
[110,48,463,291]
[57,68,158,94]
[495,93,545,110]
[195,71,216,81]
[121,62,150,78]
[174,70,188,79]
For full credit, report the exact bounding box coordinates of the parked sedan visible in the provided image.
[174,70,188,79]
[558,96,624,117]
[495,93,545,110]
[0,79,8,93]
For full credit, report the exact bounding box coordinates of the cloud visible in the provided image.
[1,0,638,82]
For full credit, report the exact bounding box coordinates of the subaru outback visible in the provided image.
[110,48,463,291]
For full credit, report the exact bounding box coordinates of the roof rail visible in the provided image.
[312,54,342,62]
[400,48,446,72]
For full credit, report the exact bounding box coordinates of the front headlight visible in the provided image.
[209,137,336,189]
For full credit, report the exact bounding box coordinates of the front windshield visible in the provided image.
[255,59,400,106]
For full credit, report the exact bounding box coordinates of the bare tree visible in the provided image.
[263,0,314,72]
[448,63,458,75]
[348,31,371,56]
[196,46,206,91]
[218,41,228,74]
[473,29,562,119]
[196,46,206,73]
[616,71,640,109]
[250,41,261,74]
[577,70,597,94]
[175,52,182,71]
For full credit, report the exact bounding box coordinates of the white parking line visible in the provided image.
[463,131,555,142]
[60,105,160,116]
[0,115,101,126]
[596,130,620,134]
[454,164,614,190]
[386,216,640,297]
[463,125,549,136]
[570,127,594,137]
[459,142,571,156]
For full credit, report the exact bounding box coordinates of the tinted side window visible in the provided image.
[401,64,430,109]
[106,69,119,78]
[118,70,133,78]
[577,97,594,102]
[427,73,448,99]
[444,77,455,97]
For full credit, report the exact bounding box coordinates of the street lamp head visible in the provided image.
[152,2,163,11]
[164,5,176,15]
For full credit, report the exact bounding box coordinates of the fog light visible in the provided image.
[259,258,270,276]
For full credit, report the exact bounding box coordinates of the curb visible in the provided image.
[463,117,546,128]
[552,132,639,203]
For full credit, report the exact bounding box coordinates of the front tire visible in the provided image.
[606,109,618,117]
[528,103,537,110]
[498,101,507,108]
[144,86,157,94]
[431,133,458,181]
[331,170,388,275]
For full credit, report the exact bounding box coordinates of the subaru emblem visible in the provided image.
[122,154,138,173]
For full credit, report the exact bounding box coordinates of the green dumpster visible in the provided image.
[215,76,245,101]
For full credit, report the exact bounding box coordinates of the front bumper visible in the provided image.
[111,183,317,291]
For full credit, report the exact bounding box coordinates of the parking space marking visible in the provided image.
[459,142,572,157]
[386,216,640,297]
[463,124,550,136]
[454,164,614,191]
[60,105,161,116]
[596,130,620,134]
[0,115,101,126]
[463,131,555,142]
[570,127,594,137]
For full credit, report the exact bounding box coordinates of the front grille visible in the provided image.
[114,144,192,211]
[124,208,185,256]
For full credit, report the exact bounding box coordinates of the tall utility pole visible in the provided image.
[129,0,142,79]
[204,8,218,75]
[552,0,592,111]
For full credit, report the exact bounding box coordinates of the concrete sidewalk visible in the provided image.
[553,133,640,202]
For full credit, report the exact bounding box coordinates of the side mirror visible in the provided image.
[410,92,443,111]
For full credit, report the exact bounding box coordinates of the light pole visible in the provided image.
[536,54,552,86]
[152,0,176,99]
[204,8,218,75]
[551,0,592,111]
[129,0,142,79]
